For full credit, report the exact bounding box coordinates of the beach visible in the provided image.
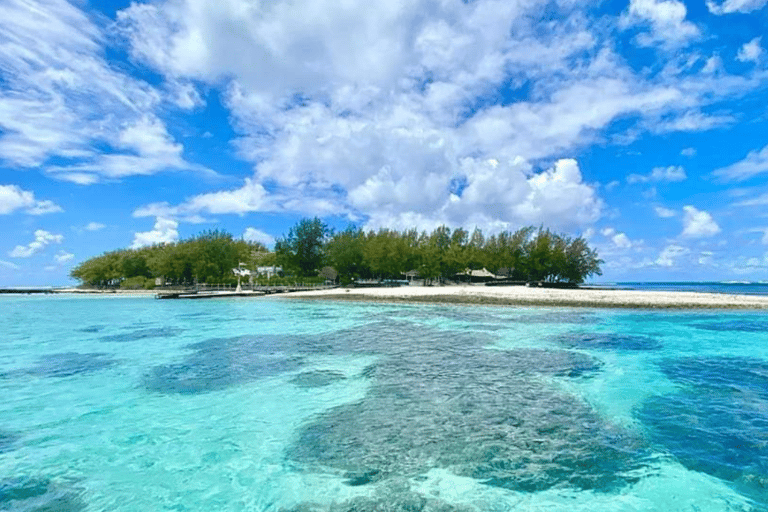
[283,284,768,309]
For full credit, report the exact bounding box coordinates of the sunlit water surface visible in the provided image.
[1,295,767,511]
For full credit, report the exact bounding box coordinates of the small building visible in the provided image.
[255,265,282,279]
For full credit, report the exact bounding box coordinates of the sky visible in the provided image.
[1,0,768,286]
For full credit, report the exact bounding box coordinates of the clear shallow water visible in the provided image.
[1,296,767,511]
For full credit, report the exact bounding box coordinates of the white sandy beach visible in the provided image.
[282,284,768,309]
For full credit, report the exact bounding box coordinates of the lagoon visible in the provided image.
[1,295,767,511]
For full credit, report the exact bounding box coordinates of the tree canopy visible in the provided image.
[70,221,602,289]
[70,229,267,288]
[315,222,602,285]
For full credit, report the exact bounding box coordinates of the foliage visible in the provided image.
[275,217,329,277]
[70,230,267,287]
[316,222,601,285]
[71,220,602,288]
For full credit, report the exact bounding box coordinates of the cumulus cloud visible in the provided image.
[84,222,106,231]
[627,165,687,184]
[8,230,64,258]
[131,217,179,248]
[681,205,721,238]
[654,206,677,218]
[680,147,696,157]
[706,0,768,14]
[621,0,699,47]
[54,251,74,264]
[737,37,764,63]
[243,228,275,248]
[600,227,633,249]
[713,144,768,182]
[0,184,62,215]
[95,0,768,237]
[655,244,689,267]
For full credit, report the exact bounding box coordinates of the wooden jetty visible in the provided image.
[155,284,337,299]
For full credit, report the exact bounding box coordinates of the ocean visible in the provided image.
[1,294,766,511]
[597,281,768,296]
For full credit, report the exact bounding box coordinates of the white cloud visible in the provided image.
[8,230,64,258]
[131,217,179,248]
[612,233,633,249]
[655,244,689,267]
[701,56,722,74]
[84,222,106,231]
[680,147,696,157]
[737,37,764,63]
[54,251,74,264]
[736,192,768,207]
[654,206,677,218]
[621,0,699,47]
[681,205,721,238]
[706,0,768,14]
[243,228,275,248]
[627,165,687,184]
[0,184,62,215]
[0,260,20,269]
[0,0,203,183]
[713,144,768,182]
[117,0,768,234]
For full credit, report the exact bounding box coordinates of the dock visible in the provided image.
[155,284,338,299]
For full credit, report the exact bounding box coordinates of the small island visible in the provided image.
[69,218,603,290]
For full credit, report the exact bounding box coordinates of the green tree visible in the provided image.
[275,217,329,277]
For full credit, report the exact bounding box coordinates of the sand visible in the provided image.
[279,284,768,310]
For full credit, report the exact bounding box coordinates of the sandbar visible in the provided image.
[280,285,768,310]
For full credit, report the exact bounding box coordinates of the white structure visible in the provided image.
[255,265,282,278]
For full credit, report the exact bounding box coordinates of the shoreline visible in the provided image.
[277,285,768,310]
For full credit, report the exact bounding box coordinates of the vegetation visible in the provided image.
[277,219,602,285]
[70,230,267,288]
[70,220,602,288]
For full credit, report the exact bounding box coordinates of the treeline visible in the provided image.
[70,220,603,289]
[277,218,602,285]
[70,230,267,288]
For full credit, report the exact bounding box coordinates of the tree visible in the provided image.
[325,226,366,283]
[275,217,329,277]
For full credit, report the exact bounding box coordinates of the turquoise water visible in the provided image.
[1,295,767,511]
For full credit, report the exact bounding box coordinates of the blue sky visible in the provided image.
[2,0,768,286]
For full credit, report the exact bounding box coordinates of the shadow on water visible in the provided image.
[555,332,662,351]
[100,327,183,343]
[0,477,85,512]
[637,357,768,507]
[26,352,118,378]
[287,321,646,499]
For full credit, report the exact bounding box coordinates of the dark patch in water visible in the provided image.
[0,430,18,453]
[280,480,474,511]
[289,322,641,493]
[291,370,346,389]
[343,468,382,486]
[27,352,117,378]
[145,335,305,394]
[0,477,85,512]
[556,332,661,351]
[691,319,768,333]
[100,327,183,343]
[637,357,768,506]
[77,325,105,333]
